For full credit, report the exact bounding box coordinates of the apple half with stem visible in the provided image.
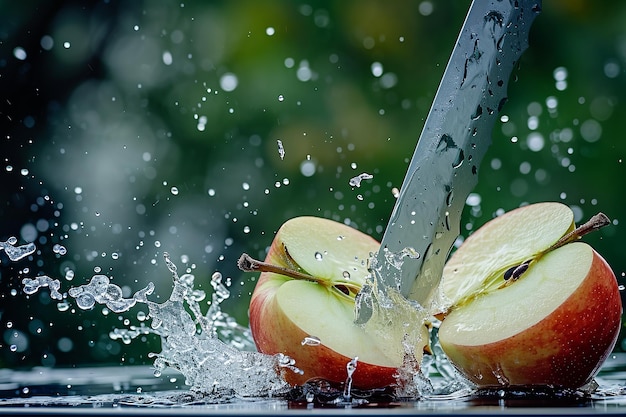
[435,202,622,389]
[239,216,429,389]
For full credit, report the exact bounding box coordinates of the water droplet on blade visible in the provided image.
[452,150,465,168]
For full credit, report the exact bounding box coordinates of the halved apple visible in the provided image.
[435,202,622,389]
[240,216,429,389]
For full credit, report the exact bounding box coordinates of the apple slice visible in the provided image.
[435,202,622,389]
[240,216,429,389]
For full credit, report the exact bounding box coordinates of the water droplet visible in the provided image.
[497,97,508,111]
[446,190,454,206]
[162,51,173,65]
[437,134,456,152]
[65,270,75,281]
[301,336,321,346]
[349,172,373,187]
[452,150,465,168]
[13,46,27,61]
[52,243,67,255]
[484,10,504,27]
[471,105,483,120]
[170,186,179,195]
[342,271,351,279]
[371,62,383,77]
[219,73,238,92]
[314,252,323,261]
[277,94,284,102]
[342,357,358,402]
[300,159,316,177]
[277,139,285,160]
[466,193,481,206]
[346,357,358,376]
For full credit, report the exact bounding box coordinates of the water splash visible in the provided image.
[22,275,62,300]
[0,237,36,261]
[277,139,285,160]
[342,357,358,403]
[381,247,421,292]
[383,247,421,270]
[68,275,154,313]
[15,244,459,402]
[21,251,293,397]
[349,173,374,188]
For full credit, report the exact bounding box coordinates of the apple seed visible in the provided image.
[503,259,531,281]
[501,212,610,286]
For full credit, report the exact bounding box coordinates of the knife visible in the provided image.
[356,0,542,323]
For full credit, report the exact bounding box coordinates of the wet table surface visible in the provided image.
[0,353,625,416]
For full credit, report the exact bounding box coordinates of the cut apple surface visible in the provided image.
[436,202,622,389]
[436,202,575,312]
[242,216,428,389]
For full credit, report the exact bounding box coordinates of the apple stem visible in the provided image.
[237,253,318,282]
[238,253,363,299]
[501,212,610,286]
[547,212,610,253]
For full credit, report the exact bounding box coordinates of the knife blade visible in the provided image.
[356,0,542,323]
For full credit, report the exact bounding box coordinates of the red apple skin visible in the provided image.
[249,237,399,389]
[440,249,622,389]
[249,232,397,389]
[250,273,398,388]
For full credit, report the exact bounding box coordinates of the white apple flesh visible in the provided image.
[243,216,428,389]
[435,202,622,389]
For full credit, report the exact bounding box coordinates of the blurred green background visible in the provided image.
[0,0,625,368]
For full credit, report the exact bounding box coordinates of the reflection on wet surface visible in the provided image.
[0,353,625,413]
